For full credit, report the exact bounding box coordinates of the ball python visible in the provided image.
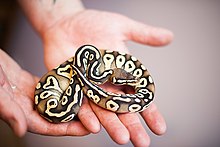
[34,45,155,123]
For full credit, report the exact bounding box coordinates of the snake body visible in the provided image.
[34,45,155,123]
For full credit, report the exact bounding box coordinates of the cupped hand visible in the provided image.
[42,10,173,146]
[0,49,99,137]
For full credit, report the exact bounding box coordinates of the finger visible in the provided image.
[99,73,151,146]
[27,111,90,136]
[92,83,130,144]
[126,20,173,46]
[77,98,101,133]
[0,87,27,137]
[90,102,130,145]
[140,103,167,135]
[118,113,150,147]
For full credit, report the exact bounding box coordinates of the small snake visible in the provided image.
[34,45,155,123]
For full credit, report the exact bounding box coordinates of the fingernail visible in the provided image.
[157,120,167,135]
[154,28,174,44]
[91,122,101,134]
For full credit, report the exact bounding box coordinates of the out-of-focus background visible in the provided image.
[1,0,220,146]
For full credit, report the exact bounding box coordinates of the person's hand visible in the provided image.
[0,49,99,137]
[41,10,173,146]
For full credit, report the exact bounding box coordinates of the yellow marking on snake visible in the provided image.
[34,45,155,123]
[45,84,81,117]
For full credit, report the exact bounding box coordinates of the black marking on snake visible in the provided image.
[34,45,155,123]
[47,78,55,87]
[43,92,49,97]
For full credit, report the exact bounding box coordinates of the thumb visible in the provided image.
[0,88,27,137]
[125,20,174,46]
[0,67,27,137]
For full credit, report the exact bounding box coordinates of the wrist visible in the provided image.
[40,0,85,33]
[18,0,84,37]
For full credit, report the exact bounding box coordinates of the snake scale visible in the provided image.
[34,45,155,123]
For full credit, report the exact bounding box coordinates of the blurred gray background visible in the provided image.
[0,0,220,147]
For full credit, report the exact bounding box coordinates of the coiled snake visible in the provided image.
[34,45,155,123]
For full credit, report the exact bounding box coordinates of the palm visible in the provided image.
[41,10,172,146]
[0,50,90,137]
[43,10,134,69]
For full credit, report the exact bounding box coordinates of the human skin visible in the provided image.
[0,50,91,137]
[4,0,175,146]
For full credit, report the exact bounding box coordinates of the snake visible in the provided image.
[34,45,155,123]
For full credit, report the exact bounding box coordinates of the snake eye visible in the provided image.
[89,54,94,60]
[85,51,89,58]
